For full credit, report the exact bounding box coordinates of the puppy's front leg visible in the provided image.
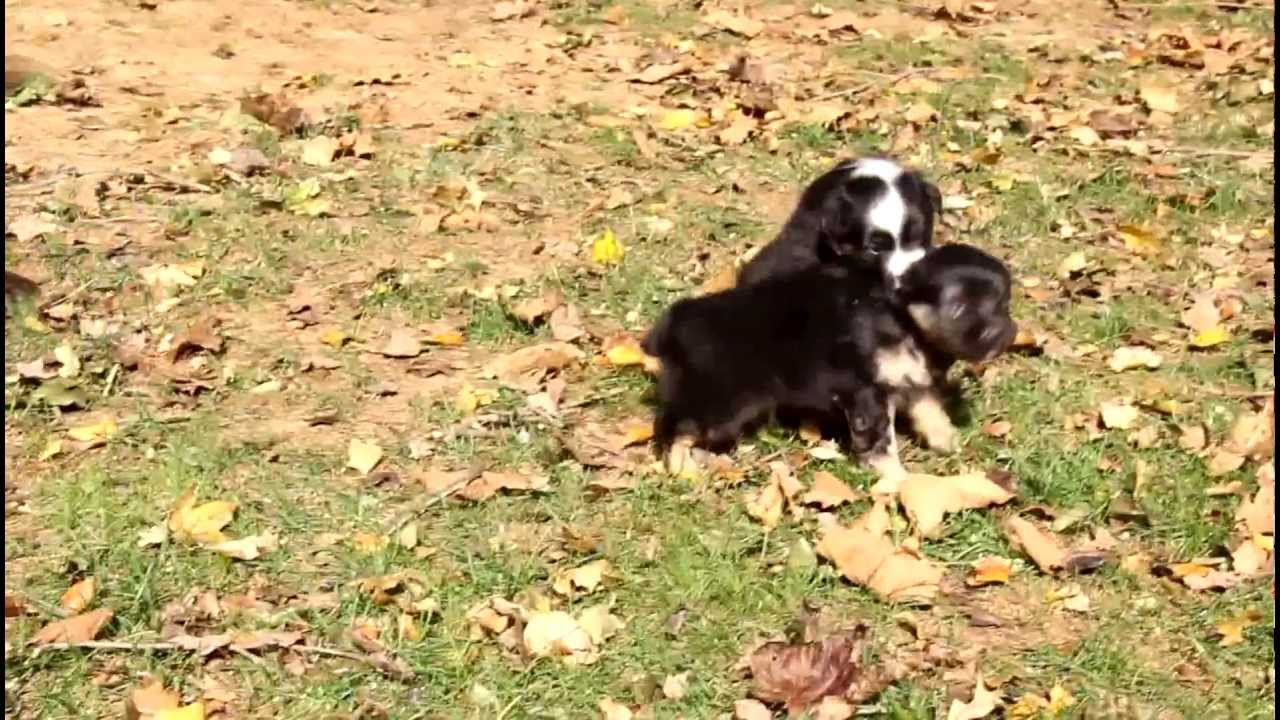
[855,397,907,495]
[906,388,959,454]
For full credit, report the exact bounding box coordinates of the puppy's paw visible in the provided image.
[866,454,908,495]
[922,422,960,454]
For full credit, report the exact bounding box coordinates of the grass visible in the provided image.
[4,1,1274,718]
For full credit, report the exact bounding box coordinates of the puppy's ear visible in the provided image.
[924,181,943,217]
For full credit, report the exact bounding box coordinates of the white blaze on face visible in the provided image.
[849,158,922,283]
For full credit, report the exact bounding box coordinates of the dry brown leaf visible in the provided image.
[458,470,550,502]
[816,502,942,602]
[1206,448,1245,477]
[377,328,422,358]
[1236,468,1275,536]
[484,342,584,387]
[599,698,634,720]
[347,438,384,474]
[1108,346,1162,372]
[899,472,1015,537]
[632,62,688,84]
[59,577,97,614]
[982,420,1012,438]
[705,9,765,37]
[510,289,564,324]
[1226,403,1273,461]
[1004,516,1068,573]
[1230,537,1271,575]
[748,629,866,713]
[1139,82,1180,113]
[204,532,278,561]
[904,101,938,124]
[29,608,113,645]
[1181,292,1221,332]
[719,113,758,146]
[551,559,613,596]
[662,672,690,701]
[129,676,181,716]
[734,699,773,720]
[801,471,859,509]
[1099,401,1139,429]
[1179,424,1208,452]
[5,593,26,618]
[745,474,785,530]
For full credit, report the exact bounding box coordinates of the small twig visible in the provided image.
[1160,147,1272,159]
[29,640,406,677]
[383,463,486,534]
[140,170,215,194]
[36,280,93,312]
[809,69,920,103]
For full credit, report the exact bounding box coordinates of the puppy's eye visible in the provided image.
[867,231,895,255]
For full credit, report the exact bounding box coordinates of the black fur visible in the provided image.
[738,157,942,287]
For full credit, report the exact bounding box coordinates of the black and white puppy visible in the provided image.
[738,157,942,287]
[642,261,895,458]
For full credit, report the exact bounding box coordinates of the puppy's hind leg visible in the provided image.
[861,395,908,495]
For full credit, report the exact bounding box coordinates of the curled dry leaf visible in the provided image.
[898,472,1015,537]
[599,333,660,373]
[1214,608,1263,646]
[662,672,690,701]
[748,628,866,713]
[598,698,634,720]
[167,485,237,545]
[128,676,181,716]
[204,532,278,561]
[1226,402,1273,461]
[734,699,773,720]
[1004,516,1067,574]
[1099,401,1140,430]
[816,502,942,602]
[168,317,224,364]
[1236,467,1274,536]
[457,470,550,502]
[1181,292,1221,333]
[522,605,622,666]
[378,328,422,358]
[59,577,97,614]
[29,607,114,645]
[705,9,765,37]
[509,288,564,324]
[484,342,584,387]
[745,474,785,530]
[1206,448,1245,477]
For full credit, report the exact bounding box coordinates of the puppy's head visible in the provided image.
[897,244,1017,363]
[799,157,942,280]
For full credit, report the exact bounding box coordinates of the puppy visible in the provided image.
[861,243,1018,478]
[642,262,894,457]
[738,157,942,287]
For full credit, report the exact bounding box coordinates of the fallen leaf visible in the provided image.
[129,677,181,716]
[599,698,634,720]
[1231,537,1270,575]
[29,608,113,645]
[300,136,340,166]
[966,556,1013,587]
[1108,346,1162,372]
[816,502,942,602]
[719,113,758,145]
[745,475,785,530]
[734,699,773,720]
[490,0,533,21]
[522,611,597,664]
[167,486,237,545]
[154,702,206,720]
[352,532,390,554]
[551,559,613,596]
[204,532,277,560]
[67,415,119,445]
[1191,325,1230,348]
[53,343,81,378]
[1236,470,1274,536]
[484,342,584,387]
[656,109,702,131]
[706,9,765,37]
[1099,401,1139,429]
[621,422,654,447]
[982,420,1012,438]
[510,288,564,324]
[1226,405,1273,461]
[632,62,688,84]
[1067,126,1101,146]
[1139,82,1179,113]
[168,317,224,363]
[1179,424,1208,452]
[662,672,690,701]
[59,577,96,614]
[347,439,384,474]
[1206,448,1245,477]
[600,334,659,372]
[748,629,866,713]
[592,228,625,265]
[1004,516,1068,573]
[904,101,938,124]
[1057,251,1089,278]
[7,213,60,242]
[457,470,550,502]
[1215,608,1263,646]
[801,471,859,508]
[946,673,1002,720]
[1181,293,1221,332]
[378,328,423,358]
[899,472,1015,537]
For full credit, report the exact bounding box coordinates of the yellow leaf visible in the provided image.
[23,315,52,334]
[67,415,119,444]
[1191,325,1230,348]
[426,329,466,346]
[154,702,206,720]
[1108,346,1163,372]
[168,487,237,545]
[621,422,654,447]
[899,472,1015,537]
[1117,224,1163,257]
[1099,401,1139,429]
[656,109,701,131]
[38,439,63,461]
[744,477,784,530]
[591,228,626,266]
[352,532,390,554]
[1046,684,1076,713]
[1139,83,1179,113]
[455,383,497,415]
[319,328,349,348]
[204,532,277,560]
[347,438,383,474]
[301,136,340,167]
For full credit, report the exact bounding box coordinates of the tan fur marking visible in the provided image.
[909,393,958,453]
[874,342,931,387]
